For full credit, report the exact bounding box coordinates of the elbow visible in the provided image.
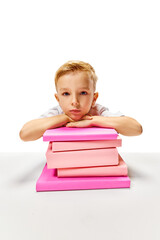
[121,117,143,136]
[130,117,143,136]
[19,127,42,141]
[138,124,143,135]
[134,123,143,136]
[19,128,29,142]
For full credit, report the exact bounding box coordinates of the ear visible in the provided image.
[92,92,99,107]
[54,93,59,103]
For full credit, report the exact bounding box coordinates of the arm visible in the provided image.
[66,116,143,136]
[19,114,70,141]
[92,116,143,136]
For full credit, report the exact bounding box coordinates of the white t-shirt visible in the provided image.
[39,103,124,118]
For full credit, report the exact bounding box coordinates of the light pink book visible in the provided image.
[36,164,130,191]
[43,127,118,142]
[52,136,122,152]
[46,142,119,169]
[57,155,127,177]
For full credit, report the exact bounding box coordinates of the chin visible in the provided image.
[70,115,82,121]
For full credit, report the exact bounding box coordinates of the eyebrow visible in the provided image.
[60,87,90,91]
[60,88,69,91]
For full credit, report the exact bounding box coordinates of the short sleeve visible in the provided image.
[101,109,124,117]
[39,105,63,118]
[92,104,124,117]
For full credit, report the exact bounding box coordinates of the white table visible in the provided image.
[0,152,160,240]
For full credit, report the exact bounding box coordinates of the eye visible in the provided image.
[62,92,70,96]
[81,91,87,95]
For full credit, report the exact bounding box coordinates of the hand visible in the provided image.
[66,114,93,128]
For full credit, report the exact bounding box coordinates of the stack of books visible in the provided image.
[36,127,130,191]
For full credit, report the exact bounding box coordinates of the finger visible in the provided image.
[67,116,74,122]
[66,123,77,127]
[82,115,93,120]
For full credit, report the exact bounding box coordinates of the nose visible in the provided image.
[71,95,80,107]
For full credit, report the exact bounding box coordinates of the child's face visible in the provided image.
[55,71,98,121]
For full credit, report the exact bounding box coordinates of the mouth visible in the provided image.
[70,109,81,114]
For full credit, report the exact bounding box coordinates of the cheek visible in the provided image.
[83,96,94,106]
[58,98,69,110]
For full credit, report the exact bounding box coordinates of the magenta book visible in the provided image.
[36,164,130,192]
[43,127,118,142]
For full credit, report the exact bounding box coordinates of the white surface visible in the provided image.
[0,0,160,152]
[0,152,160,240]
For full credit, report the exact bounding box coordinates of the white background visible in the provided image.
[0,0,160,152]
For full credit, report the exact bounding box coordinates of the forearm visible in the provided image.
[92,116,143,136]
[19,114,70,141]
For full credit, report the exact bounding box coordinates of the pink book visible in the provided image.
[52,136,122,152]
[57,154,127,177]
[46,142,119,168]
[43,127,118,142]
[36,164,131,191]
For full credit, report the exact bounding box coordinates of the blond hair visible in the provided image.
[55,60,98,91]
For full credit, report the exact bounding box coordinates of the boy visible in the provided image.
[19,60,142,141]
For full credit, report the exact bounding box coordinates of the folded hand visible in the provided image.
[66,114,93,128]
